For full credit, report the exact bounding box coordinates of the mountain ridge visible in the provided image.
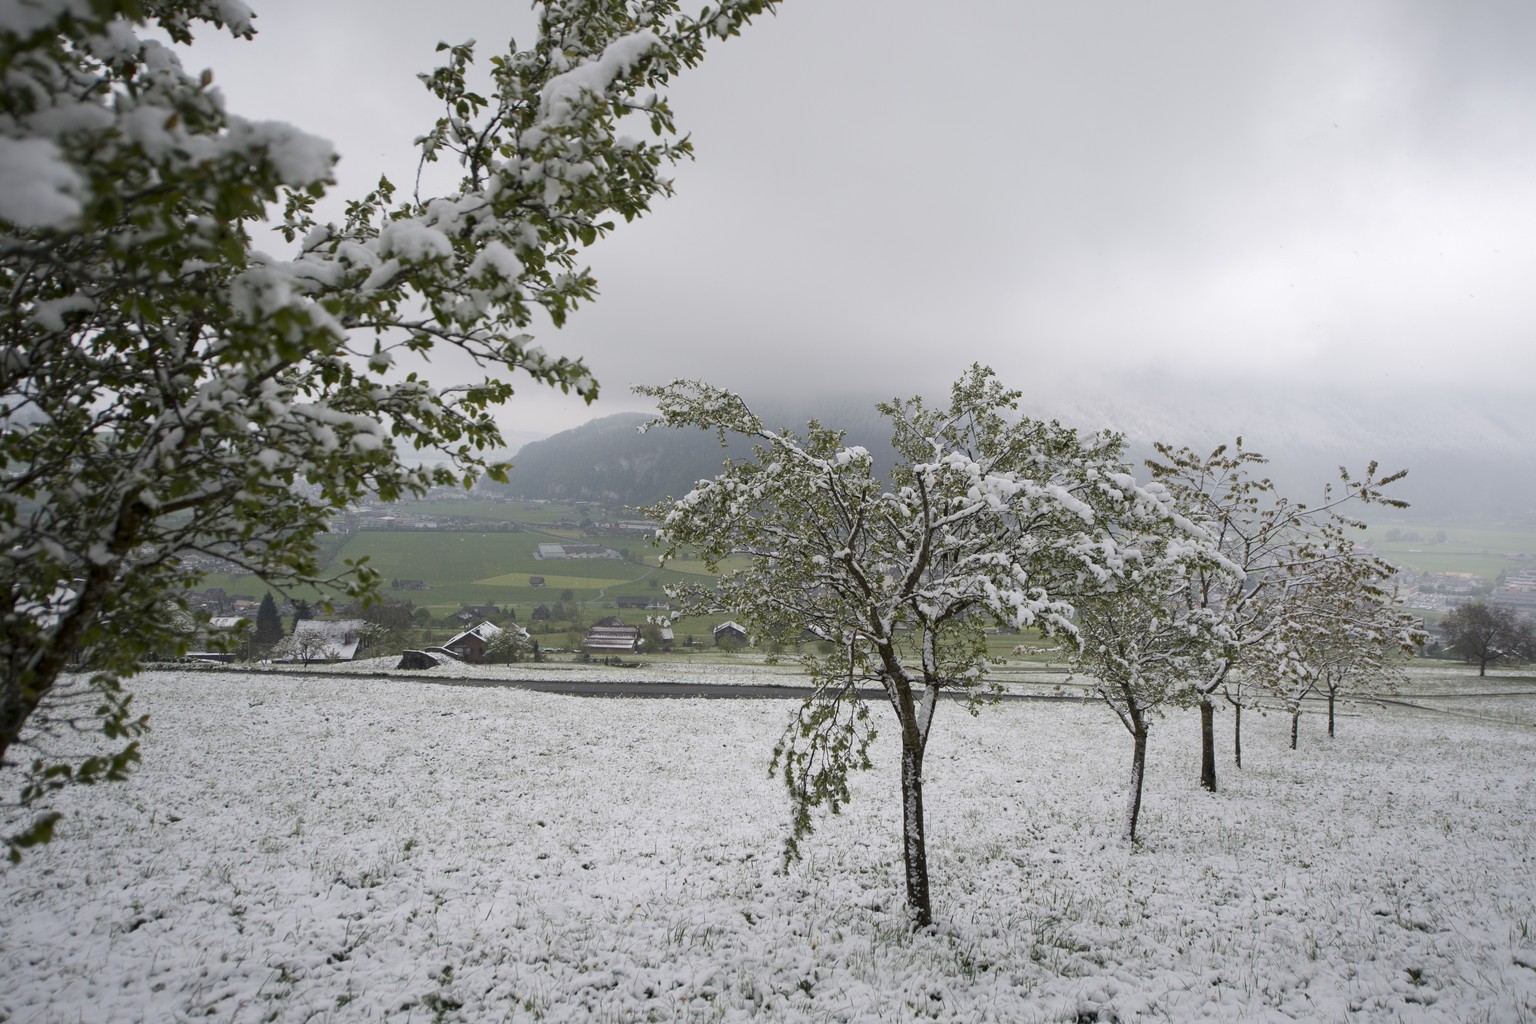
[490,387,1536,521]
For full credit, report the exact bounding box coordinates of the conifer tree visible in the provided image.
[252,594,284,652]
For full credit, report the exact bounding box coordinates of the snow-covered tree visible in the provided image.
[1145,441,1407,791]
[639,365,1191,928]
[270,631,336,667]
[0,0,777,861]
[1071,533,1234,843]
[1273,536,1422,745]
[1268,656,1318,754]
[483,627,532,664]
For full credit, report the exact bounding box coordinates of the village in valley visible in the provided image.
[175,492,765,670]
[169,484,1536,674]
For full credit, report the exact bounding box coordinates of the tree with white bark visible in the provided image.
[640,365,1191,928]
[0,0,777,861]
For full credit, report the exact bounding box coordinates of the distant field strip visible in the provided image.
[1365,520,1536,579]
[476,573,633,589]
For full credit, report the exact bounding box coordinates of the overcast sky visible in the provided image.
[184,1,1536,449]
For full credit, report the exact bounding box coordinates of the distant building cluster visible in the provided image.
[1394,565,1536,618]
[1492,569,1536,613]
[535,543,621,560]
[1504,567,1536,592]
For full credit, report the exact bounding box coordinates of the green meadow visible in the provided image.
[191,498,771,649]
[196,500,1536,653]
[333,530,709,616]
[1361,520,1536,581]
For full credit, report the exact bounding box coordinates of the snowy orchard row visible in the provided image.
[639,370,1414,927]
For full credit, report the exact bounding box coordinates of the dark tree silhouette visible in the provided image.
[1440,601,1535,676]
[253,594,284,652]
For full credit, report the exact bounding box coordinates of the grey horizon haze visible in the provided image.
[180,1,1536,475]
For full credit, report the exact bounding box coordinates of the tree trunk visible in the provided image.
[1199,697,1217,792]
[1232,701,1242,769]
[900,737,932,930]
[0,567,113,767]
[1,497,145,767]
[1290,707,1300,750]
[1327,689,1336,738]
[1124,722,1148,844]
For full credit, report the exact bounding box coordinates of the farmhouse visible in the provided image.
[182,615,249,664]
[441,619,528,663]
[713,621,748,646]
[455,603,503,623]
[584,617,643,653]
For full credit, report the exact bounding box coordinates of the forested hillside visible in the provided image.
[485,413,726,506]
[488,407,902,507]
[492,395,1536,521]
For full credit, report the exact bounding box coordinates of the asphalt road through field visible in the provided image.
[223,668,1536,716]
[421,675,1091,702]
[270,669,1088,702]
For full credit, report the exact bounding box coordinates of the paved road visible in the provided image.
[422,675,1092,702]
[267,669,1088,702]
[191,666,1536,710]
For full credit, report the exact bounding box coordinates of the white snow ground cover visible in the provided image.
[3,666,1534,1022]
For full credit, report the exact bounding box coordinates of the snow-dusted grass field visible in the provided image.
[4,666,1535,1022]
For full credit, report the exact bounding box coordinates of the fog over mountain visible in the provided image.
[497,377,1536,521]
[194,1,1536,496]
[1044,374,1536,520]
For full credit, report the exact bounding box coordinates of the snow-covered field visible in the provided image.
[3,666,1535,1022]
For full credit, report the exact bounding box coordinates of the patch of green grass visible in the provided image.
[478,572,635,589]
[1364,520,1536,580]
